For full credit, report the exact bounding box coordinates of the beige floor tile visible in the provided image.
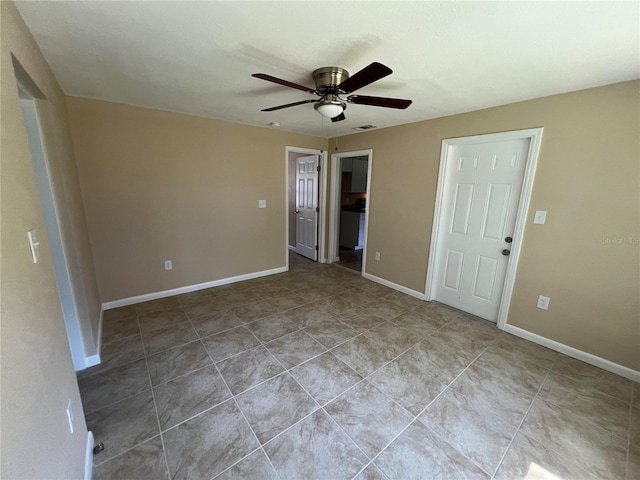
[236,373,318,443]
[87,390,159,465]
[264,409,368,479]
[264,329,327,369]
[153,364,231,430]
[552,354,632,402]
[163,399,258,480]
[93,436,169,480]
[290,352,362,405]
[325,381,413,457]
[217,345,284,395]
[375,421,489,479]
[520,396,628,479]
[419,387,516,474]
[214,448,279,480]
[82,253,634,480]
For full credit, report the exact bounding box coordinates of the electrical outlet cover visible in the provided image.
[537,295,550,310]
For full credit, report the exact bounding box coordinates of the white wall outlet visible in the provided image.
[27,229,40,263]
[164,260,172,270]
[537,295,550,310]
[66,399,74,434]
[258,200,267,208]
[533,210,547,225]
[374,252,381,261]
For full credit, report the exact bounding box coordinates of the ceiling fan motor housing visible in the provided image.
[312,67,349,94]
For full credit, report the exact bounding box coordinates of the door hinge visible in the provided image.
[315,245,318,251]
[316,207,320,213]
[316,165,321,172]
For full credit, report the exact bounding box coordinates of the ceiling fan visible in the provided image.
[252,62,412,122]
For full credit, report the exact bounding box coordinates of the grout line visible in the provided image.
[77,333,146,381]
[90,435,163,470]
[82,383,154,417]
[207,445,279,480]
[158,397,234,436]
[353,462,390,480]
[489,355,558,478]
[85,262,372,471]
[319,405,375,465]
[138,313,172,480]
[257,329,424,476]
[91,255,628,479]
[199,328,285,480]
[235,330,375,468]
[228,323,374,470]
[87,308,425,460]
[346,331,503,477]
[624,382,634,480]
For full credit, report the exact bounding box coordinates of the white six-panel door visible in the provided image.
[296,155,319,260]
[432,138,531,322]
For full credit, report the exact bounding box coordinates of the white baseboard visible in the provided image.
[362,272,426,300]
[102,266,287,310]
[84,431,94,480]
[84,353,101,369]
[77,309,102,371]
[288,245,297,252]
[503,324,640,382]
[83,307,104,369]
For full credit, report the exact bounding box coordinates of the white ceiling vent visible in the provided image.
[353,125,377,131]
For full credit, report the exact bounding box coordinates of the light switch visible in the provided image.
[533,211,547,225]
[27,229,40,263]
[258,200,267,209]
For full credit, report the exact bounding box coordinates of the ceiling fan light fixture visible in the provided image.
[315,99,346,119]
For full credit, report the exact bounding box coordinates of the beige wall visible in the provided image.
[328,80,640,370]
[66,82,639,371]
[1,2,99,478]
[66,97,327,302]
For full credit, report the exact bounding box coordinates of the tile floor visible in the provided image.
[79,253,639,480]
[336,247,363,273]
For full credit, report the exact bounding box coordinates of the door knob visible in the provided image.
[295,210,300,214]
[504,236,513,243]
[501,249,511,256]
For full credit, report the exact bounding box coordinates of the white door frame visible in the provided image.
[329,149,373,273]
[285,146,328,268]
[425,128,544,329]
[19,87,89,371]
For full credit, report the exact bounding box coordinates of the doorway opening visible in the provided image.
[425,128,543,328]
[16,79,89,370]
[329,150,373,274]
[286,147,328,268]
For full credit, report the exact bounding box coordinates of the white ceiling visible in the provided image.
[15,1,640,138]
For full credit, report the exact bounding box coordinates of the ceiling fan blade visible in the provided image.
[338,62,392,93]
[261,99,317,112]
[347,95,412,109]
[252,73,316,94]
[331,112,346,123]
